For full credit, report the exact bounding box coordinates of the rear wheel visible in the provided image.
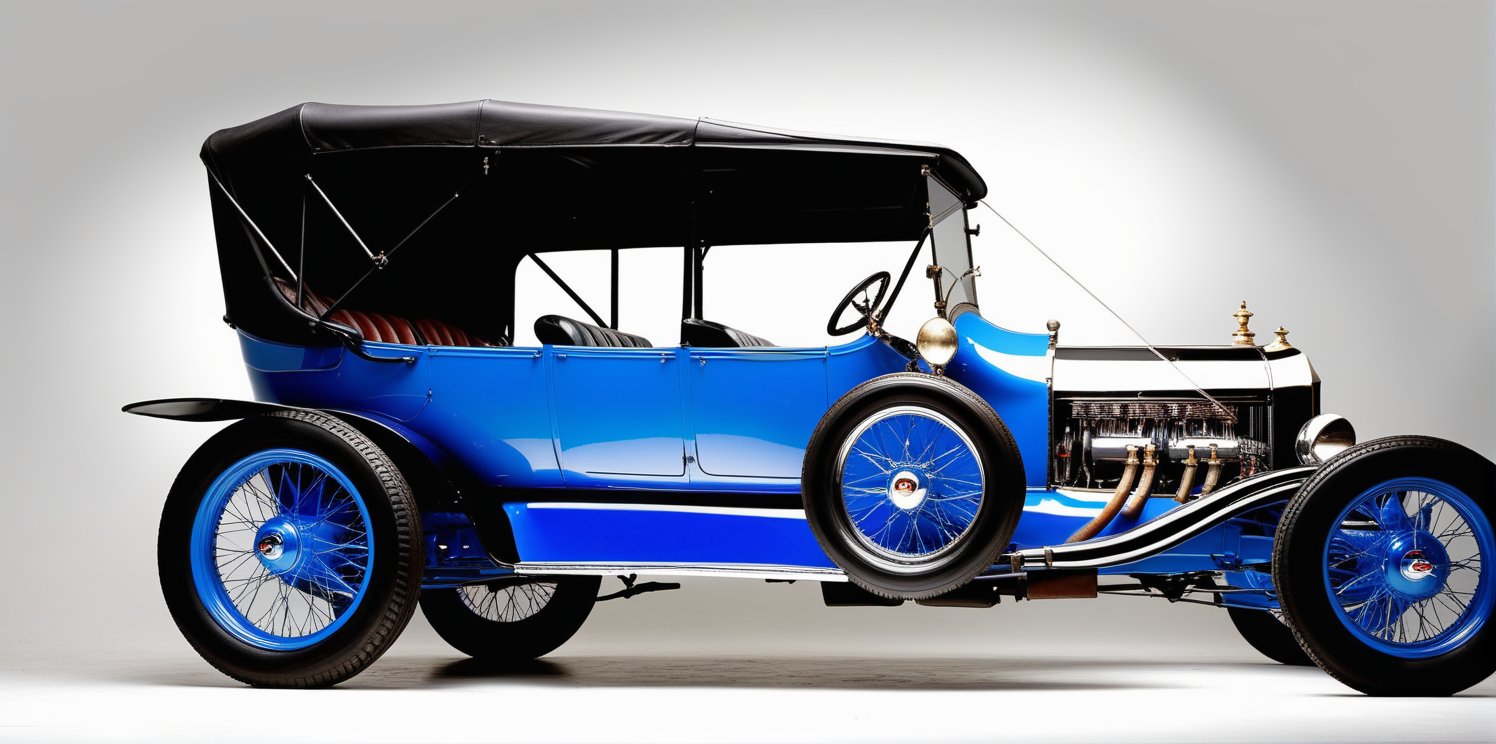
[158,411,422,688]
[420,576,600,662]
[1274,436,1495,696]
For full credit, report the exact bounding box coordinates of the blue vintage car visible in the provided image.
[130,101,1494,694]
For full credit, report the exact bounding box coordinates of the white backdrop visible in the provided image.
[1,2,1492,736]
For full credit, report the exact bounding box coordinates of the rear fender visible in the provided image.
[124,397,519,563]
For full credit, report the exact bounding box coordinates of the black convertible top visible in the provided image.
[202,100,987,345]
[203,100,984,200]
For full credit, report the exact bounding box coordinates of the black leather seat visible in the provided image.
[535,314,652,347]
[681,318,775,348]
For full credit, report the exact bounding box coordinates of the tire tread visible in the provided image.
[159,410,423,688]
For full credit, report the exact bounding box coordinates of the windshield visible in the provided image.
[929,177,977,313]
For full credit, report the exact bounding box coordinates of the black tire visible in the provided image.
[1225,606,1313,666]
[802,373,1024,599]
[420,576,601,662]
[1274,435,1496,696]
[157,411,423,688]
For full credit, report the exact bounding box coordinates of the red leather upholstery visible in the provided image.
[415,318,490,347]
[273,277,493,347]
[328,309,421,345]
[278,279,333,317]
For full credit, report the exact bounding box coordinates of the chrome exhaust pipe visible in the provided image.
[1121,443,1159,520]
[1173,445,1199,503]
[1200,443,1223,496]
[1067,446,1139,543]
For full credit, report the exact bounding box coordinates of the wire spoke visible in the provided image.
[838,409,983,561]
[194,452,374,648]
[461,581,558,622]
[1323,478,1490,657]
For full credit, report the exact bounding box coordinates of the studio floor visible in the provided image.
[3,630,1491,744]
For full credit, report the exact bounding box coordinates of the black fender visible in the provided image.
[124,397,519,563]
[124,397,301,423]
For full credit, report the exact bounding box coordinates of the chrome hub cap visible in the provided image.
[887,470,928,510]
[253,516,303,575]
[1382,533,1450,601]
[257,534,284,560]
[1399,550,1435,582]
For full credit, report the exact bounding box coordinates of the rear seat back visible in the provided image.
[273,277,495,347]
[333,308,420,345]
[534,314,652,348]
[414,318,487,348]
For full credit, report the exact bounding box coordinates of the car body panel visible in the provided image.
[505,502,838,569]
[240,329,911,494]
[944,312,1053,488]
[238,318,1291,580]
[687,347,828,481]
[497,490,1254,578]
[550,346,689,483]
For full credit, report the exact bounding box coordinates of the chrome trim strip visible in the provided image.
[513,562,848,582]
[1010,465,1315,570]
[1052,355,1273,392]
[522,502,808,520]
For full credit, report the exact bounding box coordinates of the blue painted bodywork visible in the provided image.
[237,312,1265,583]
[943,312,1052,488]
[243,330,907,493]
[505,503,838,568]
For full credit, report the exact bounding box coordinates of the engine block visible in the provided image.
[1052,397,1270,492]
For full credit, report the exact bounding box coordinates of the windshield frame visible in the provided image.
[927,174,979,319]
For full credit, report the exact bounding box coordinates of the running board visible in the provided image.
[1005,465,1315,572]
[513,562,849,582]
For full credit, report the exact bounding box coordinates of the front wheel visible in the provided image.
[802,373,1024,599]
[157,411,423,688]
[1225,606,1312,666]
[420,576,600,662]
[1274,436,1495,696]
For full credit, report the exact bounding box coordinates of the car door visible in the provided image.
[548,345,688,484]
[685,346,829,482]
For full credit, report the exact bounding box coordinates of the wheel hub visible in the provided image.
[1382,532,1450,600]
[254,517,304,575]
[887,469,928,510]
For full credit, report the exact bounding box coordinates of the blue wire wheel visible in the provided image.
[189,448,375,651]
[835,405,985,572]
[1323,477,1493,659]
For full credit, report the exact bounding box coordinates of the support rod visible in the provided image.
[529,253,608,328]
[610,248,620,329]
[877,228,930,325]
[305,174,377,262]
[208,169,297,280]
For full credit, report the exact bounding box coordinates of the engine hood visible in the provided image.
[1052,345,1317,395]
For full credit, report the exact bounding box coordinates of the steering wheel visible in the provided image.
[827,271,891,337]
